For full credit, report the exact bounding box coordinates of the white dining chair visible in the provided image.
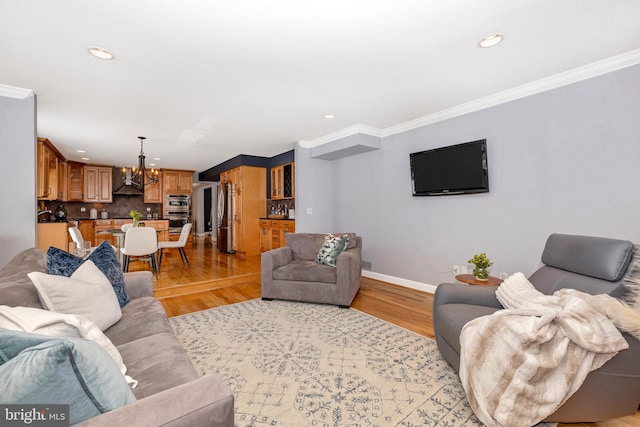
[120,227,159,274]
[121,223,134,232]
[158,223,192,267]
[68,226,84,248]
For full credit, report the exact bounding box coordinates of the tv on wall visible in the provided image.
[410,139,489,196]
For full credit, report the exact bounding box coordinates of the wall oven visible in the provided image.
[164,195,191,235]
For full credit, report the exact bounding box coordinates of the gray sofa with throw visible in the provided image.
[261,233,362,307]
[0,248,234,426]
[433,233,640,423]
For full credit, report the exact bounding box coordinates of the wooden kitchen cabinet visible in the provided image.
[259,219,295,252]
[77,220,94,246]
[36,222,69,252]
[163,169,193,195]
[84,166,113,203]
[270,162,294,200]
[259,219,272,252]
[144,170,163,203]
[37,138,61,201]
[93,219,115,246]
[58,161,84,202]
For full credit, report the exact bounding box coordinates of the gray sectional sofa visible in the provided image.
[0,248,234,426]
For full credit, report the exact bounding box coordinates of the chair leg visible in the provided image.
[179,247,189,265]
[151,253,159,276]
[123,255,130,272]
[158,248,163,267]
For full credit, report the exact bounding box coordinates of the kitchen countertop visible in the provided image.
[260,217,295,221]
[67,217,170,221]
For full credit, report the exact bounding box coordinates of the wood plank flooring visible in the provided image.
[150,237,640,427]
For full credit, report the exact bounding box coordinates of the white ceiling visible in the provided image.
[2,0,640,174]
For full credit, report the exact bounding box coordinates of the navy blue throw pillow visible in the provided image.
[46,241,130,307]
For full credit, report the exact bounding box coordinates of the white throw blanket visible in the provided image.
[459,272,640,427]
[0,305,137,388]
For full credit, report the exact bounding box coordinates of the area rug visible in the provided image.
[170,299,487,426]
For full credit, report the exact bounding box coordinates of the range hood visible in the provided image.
[113,168,144,196]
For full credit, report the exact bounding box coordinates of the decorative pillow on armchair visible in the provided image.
[46,241,130,307]
[316,233,350,268]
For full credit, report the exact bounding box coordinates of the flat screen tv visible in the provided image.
[410,139,489,196]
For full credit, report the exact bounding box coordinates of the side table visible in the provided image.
[455,274,503,286]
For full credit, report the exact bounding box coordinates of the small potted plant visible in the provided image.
[129,210,141,227]
[468,252,493,281]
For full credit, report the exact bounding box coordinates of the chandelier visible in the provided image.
[122,136,159,189]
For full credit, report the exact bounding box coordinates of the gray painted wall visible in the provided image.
[0,95,37,266]
[296,64,640,288]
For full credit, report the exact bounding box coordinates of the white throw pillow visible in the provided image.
[28,260,122,331]
[0,304,136,388]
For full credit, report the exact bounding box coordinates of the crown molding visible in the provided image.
[0,84,34,99]
[301,49,640,147]
[383,48,640,138]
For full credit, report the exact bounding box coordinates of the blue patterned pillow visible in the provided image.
[316,233,350,268]
[47,241,130,307]
[0,330,135,424]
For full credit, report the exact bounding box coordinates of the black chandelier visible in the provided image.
[123,136,158,189]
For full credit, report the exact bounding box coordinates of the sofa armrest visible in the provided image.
[335,247,362,305]
[75,374,233,427]
[123,271,154,299]
[433,282,502,309]
[261,247,292,277]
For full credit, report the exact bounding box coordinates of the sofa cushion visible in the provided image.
[116,332,199,399]
[316,233,349,267]
[0,330,136,425]
[0,248,47,308]
[273,260,337,284]
[47,241,130,307]
[28,260,122,331]
[104,297,176,347]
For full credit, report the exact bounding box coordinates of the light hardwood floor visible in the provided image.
[143,237,640,427]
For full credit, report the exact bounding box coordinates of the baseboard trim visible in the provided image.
[362,270,437,294]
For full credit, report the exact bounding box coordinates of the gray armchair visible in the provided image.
[261,233,362,307]
[433,233,640,422]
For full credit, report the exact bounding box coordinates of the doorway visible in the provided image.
[204,187,212,234]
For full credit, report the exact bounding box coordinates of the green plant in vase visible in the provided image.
[468,252,493,281]
[129,210,141,227]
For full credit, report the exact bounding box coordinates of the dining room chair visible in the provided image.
[157,223,192,267]
[121,223,133,232]
[120,227,159,274]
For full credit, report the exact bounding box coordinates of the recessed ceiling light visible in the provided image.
[478,33,504,48]
[153,157,161,161]
[323,114,336,119]
[87,47,114,60]
[80,157,90,161]
[76,149,86,153]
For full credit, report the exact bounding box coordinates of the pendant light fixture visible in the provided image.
[125,136,159,190]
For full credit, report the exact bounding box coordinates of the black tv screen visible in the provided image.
[410,139,489,196]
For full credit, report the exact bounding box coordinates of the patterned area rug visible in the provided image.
[170,299,484,426]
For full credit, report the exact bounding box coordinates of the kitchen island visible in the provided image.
[35,218,170,254]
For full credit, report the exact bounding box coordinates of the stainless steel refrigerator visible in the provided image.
[216,182,235,254]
